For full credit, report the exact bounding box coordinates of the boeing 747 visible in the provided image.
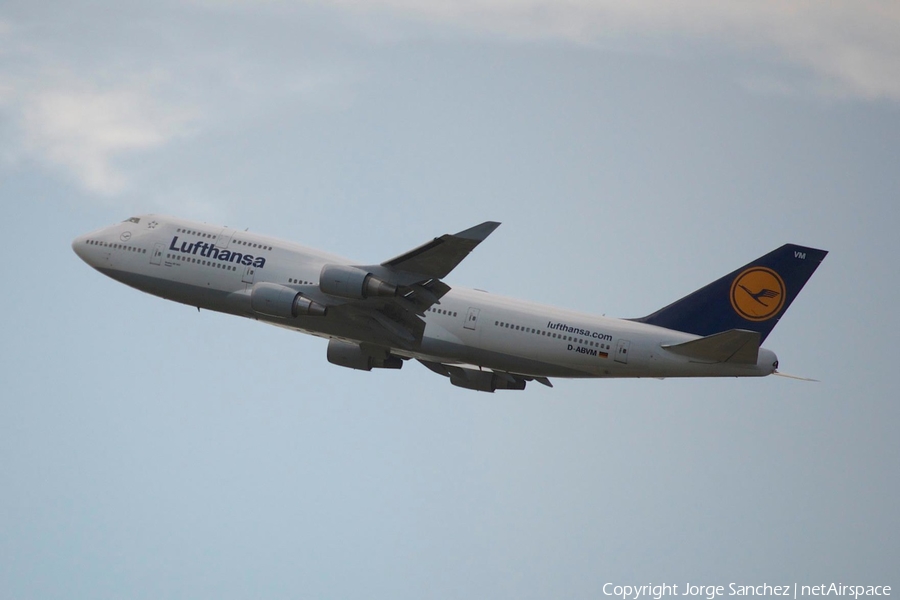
[72,216,826,391]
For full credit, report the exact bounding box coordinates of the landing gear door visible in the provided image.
[615,339,631,364]
[464,307,480,331]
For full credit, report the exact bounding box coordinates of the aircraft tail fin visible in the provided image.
[635,244,827,343]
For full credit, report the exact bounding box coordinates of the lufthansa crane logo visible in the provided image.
[730,267,786,321]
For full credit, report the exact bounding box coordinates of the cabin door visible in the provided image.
[150,243,164,266]
[464,307,480,331]
[615,339,631,364]
[215,229,233,249]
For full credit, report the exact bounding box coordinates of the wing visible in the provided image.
[326,221,500,348]
[380,221,500,279]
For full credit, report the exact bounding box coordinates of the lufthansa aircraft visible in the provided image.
[73,216,827,391]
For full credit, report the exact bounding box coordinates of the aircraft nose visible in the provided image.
[72,235,93,266]
[72,234,88,262]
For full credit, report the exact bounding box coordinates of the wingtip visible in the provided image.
[454,221,501,241]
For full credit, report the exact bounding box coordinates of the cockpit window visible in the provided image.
[123,217,141,224]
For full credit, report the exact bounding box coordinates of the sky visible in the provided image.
[1,1,898,598]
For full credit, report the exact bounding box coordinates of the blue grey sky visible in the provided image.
[1,1,898,598]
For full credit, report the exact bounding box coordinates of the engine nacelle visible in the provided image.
[449,368,527,392]
[326,339,403,371]
[319,265,397,300]
[250,282,327,318]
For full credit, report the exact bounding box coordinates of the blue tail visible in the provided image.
[635,244,827,343]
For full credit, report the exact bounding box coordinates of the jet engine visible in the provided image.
[327,339,403,371]
[319,265,397,300]
[250,282,327,318]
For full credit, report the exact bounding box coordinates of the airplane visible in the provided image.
[72,216,827,392]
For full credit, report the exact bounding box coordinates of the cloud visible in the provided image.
[0,12,198,198]
[2,0,897,206]
[17,79,197,196]
[316,0,900,101]
[0,5,358,201]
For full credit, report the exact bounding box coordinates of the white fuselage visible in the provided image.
[72,215,777,380]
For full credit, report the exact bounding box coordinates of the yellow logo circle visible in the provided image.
[730,267,786,321]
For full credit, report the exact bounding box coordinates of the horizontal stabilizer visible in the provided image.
[662,329,760,364]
